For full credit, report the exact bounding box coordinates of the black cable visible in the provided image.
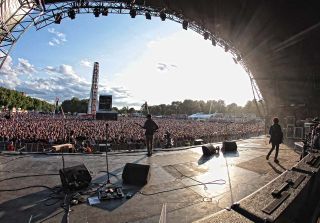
[0,173,59,183]
[61,194,71,223]
[170,165,209,189]
[0,156,26,165]
[0,185,56,192]
[97,170,119,177]
[140,180,226,196]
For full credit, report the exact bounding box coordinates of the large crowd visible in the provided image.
[0,113,264,151]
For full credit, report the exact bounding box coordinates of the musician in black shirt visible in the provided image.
[136,114,159,156]
[266,117,283,163]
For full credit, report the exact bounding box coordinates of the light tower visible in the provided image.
[88,62,99,117]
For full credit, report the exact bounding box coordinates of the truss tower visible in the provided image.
[88,62,99,117]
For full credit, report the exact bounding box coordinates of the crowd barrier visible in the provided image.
[0,131,263,153]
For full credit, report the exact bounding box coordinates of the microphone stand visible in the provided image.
[105,123,110,184]
[62,121,66,169]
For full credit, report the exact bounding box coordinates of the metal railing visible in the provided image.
[0,131,264,153]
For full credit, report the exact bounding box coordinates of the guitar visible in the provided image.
[135,123,159,133]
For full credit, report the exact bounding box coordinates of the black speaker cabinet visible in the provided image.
[96,111,118,120]
[222,141,237,152]
[59,164,92,191]
[122,163,150,186]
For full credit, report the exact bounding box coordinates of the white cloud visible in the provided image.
[98,85,142,108]
[0,58,93,102]
[44,64,85,83]
[0,55,21,89]
[47,28,67,46]
[80,59,93,68]
[1,29,254,108]
[112,30,253,106]
[17,58,37,75]
[156,62,177,72]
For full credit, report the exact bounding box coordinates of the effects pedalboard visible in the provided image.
[98,186,125,201]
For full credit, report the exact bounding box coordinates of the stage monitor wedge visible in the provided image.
[122,163,150,186]
[59,164,92,191]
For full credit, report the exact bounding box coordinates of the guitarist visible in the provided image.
[136,114,159,156]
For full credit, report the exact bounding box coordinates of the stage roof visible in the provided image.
[1,0,320,117]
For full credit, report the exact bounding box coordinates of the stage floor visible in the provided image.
[0,136,300,223]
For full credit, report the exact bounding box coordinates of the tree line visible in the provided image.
[0,85,265,116]
[61,97,265,117]
[144,99,265,116]
[0,87,55,112]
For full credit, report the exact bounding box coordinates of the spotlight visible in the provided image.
[130,8,136,18]
[212,39,216,46]
[54,13,62,24]
[182,20,188,30]
[160,11,166,21]
[145,11,151,20]
[102,7,108,16]
[93,7,100,17]
[203,32,209,40]
[68,9,76,20]
[225,45,229,52]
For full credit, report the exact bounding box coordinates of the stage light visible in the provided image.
[182,20,188,30]
[93,7,100,17]
[54,13,62,24]
[102,7,109,16]
[212,39,216,46]
[145,12,151,20]
[160,11,166,21]
[130,8,136,18]
[203,32,209,40]
[68,9,76,20]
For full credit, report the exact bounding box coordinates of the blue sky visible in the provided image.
[1,13,253,108]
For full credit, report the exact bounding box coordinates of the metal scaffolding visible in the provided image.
[0,0,43,68]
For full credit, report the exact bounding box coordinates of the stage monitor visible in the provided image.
[99,95,112,111]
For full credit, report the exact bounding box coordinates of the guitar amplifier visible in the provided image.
[59,164,92,191]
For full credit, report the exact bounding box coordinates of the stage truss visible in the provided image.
[0,0,263,104]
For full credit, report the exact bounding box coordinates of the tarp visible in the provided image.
[1,0,23,24]
[0,0,35,42]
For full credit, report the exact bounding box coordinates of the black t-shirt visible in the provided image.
[269,123,283,144]
[143,119,159,135]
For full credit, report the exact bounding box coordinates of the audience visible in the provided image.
[0,112,264,151]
